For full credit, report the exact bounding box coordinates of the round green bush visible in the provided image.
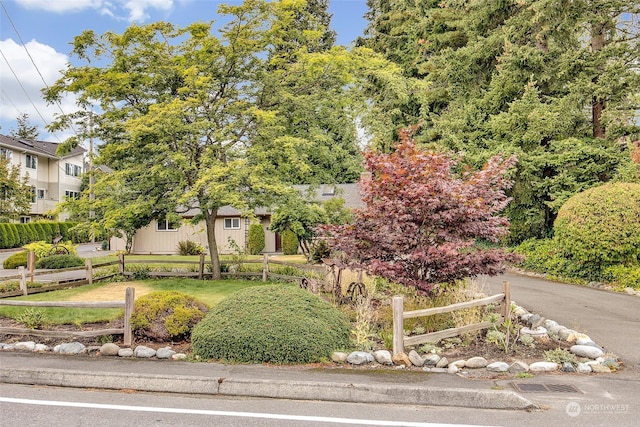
[35,254,84,269]
[3,251,28,269]
[281,229,299,255]
[191,285,350,364]
[554,183,640,273]
[247,223,265,255]
[130,291,209,341]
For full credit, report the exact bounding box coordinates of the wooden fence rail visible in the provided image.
[392,281,511,355]
[0,287,135,346]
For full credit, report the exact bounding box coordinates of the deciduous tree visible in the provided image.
[318,129,520,293]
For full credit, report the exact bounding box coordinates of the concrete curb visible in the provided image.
[0,367,537,410]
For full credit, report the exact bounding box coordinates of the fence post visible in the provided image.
[199,253,205,280]
[18,266,27,296]
[501,281,511,320]
[86,258,93,285]
[28,251,35,282]
[262,254,268,282]
[118,253,125,276]
[392,295,404,355]
[123,287,135,346]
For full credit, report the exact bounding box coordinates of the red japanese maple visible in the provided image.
[318,130,520,293]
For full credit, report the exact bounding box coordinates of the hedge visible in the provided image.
[0,222,81,249]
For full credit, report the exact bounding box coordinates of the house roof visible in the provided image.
[0,134,85,159]
[293,183,364,209]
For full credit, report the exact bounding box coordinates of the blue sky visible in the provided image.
[0,0,369,144]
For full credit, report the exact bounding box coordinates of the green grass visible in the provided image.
[0,278,274,325]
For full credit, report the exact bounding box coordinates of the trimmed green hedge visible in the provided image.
[191,285,350,363]
[0,222,81,249]
[248,223,265,255]
[35,254,84,269]
[281,229,299,255]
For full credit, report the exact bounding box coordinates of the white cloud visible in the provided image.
[15,0,174,22]
[14,0,105,13]
[124,0,173,22]
[0,38,79,141]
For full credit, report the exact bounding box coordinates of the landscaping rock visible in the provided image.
[156,347,176,359]
[423,354,441,365]
[87,346,101,356]
[529,361,559,372]
[603,358,620,370]
[14,341,36,351]
[392,352,412,367]
[54,342,86,354]
[118,348,133,357]
[450,359,466,368]
[447,364,459,374]
[435,357,449,369]
[558,328,575,340]
[590,364,612,373]
[100,343,120,356]
[346,351,373,365]
[171,353,188,361]
[562,362,577,373]
[33,344,49,352]
[429,367,448,373]
[508,361,529,373]
[570,345,604,359]
[486,362,509,373]
[373,350,393,365]
[576,363,592,374]
[331,351,348,363]
[133,346,156,358]
[408,350,425,367]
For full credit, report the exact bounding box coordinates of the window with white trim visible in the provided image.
[25,154,37,169]
[64,190,81,199]
[156,219,178,231]
[37,189,45,199]
[223,218,241,230]
[0,147,12,160]
[30,186,36,203]
[65,163,82,177]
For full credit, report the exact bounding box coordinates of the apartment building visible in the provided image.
[0,134,85,222]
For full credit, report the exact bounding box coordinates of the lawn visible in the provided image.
[0,278,276,325]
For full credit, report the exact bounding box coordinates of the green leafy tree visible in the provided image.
[46,1,413,274]
[270,192,327,258]
[362,0,640,241]
[10,113,39,140]
[0,158,32,220]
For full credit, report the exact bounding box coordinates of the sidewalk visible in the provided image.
[0,351,536,410]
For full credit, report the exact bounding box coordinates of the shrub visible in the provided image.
[23,240,76,258]
[16,308,48,329]
[130,291,209,341]
[191,285,350,363]
[177,240,205,256]
[281,229,299,255]
[3,251,28,269]
[554,183,640,274]
[35,254,84,269]
[602,265,640,290]
[247,223,265,255]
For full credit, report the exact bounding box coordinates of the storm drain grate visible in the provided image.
[511,383,581,393]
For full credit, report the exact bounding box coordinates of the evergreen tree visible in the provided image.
[10,113,40,140]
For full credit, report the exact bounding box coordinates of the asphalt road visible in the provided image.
[481,272,640,371]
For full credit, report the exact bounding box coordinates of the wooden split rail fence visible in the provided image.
[392,281,511,355]
[0,287,135,346]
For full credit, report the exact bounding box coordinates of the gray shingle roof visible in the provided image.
[0,134,85,159]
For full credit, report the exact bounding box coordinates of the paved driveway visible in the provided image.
[482,272,640,372]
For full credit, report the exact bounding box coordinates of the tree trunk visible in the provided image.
[204,209,221,280]
[591,22,606,139]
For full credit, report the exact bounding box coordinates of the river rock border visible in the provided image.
[0,303,621,373]
[332,303,620,375]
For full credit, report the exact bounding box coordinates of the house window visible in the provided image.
[223,218,241,230]
[30,186,36,203]
[156,219,178,231]
[25,154,37,169]
[65,163,82,177]
[19,216,31,223]
[64,190,81,199]
[0,147,12,160]
[37,189,45,199]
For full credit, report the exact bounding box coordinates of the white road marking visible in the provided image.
[0,397,492,426]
